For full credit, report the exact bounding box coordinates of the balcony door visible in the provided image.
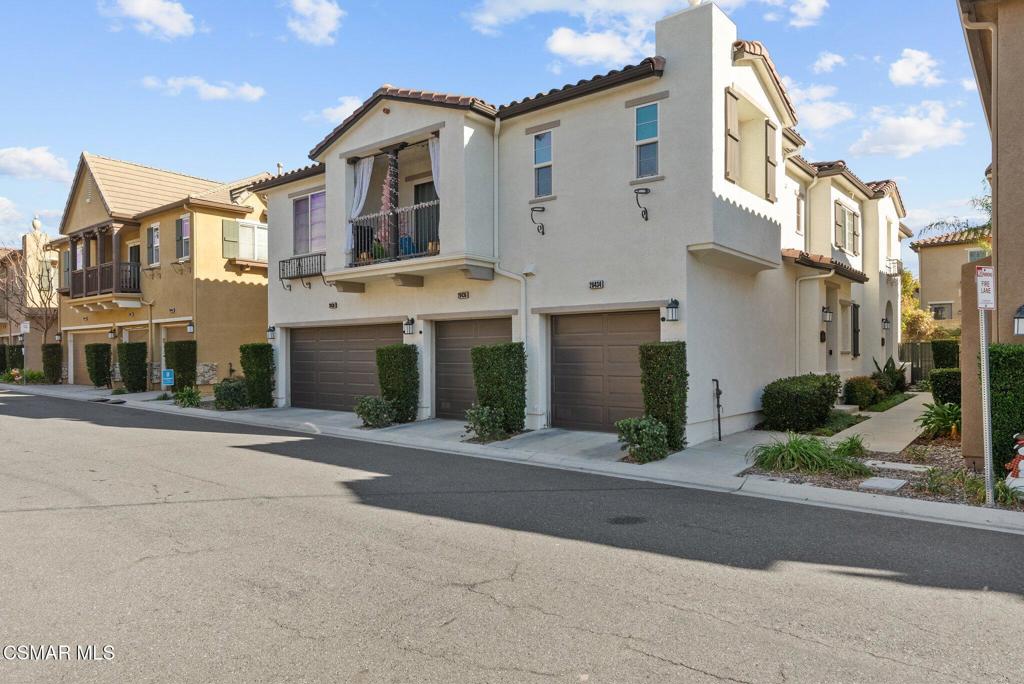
[413,181,439,256]
[129,244,141,265]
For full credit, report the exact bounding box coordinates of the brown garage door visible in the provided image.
[73,331,111,386]
[290,324,403,411]
[550,311,660,432]
[435,318,513,419]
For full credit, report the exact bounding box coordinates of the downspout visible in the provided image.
[491,117,529,347]
[795,268,834,375]
[141,298,155,388]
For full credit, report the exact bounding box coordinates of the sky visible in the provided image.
[0,0,991,275]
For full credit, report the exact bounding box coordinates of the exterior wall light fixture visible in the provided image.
[881,318,891,331]
[186,321,195,334]
[266,326,276,341]
[403,317,416,335]
[634,187,651,221]
[1015,306,1024,336]
[54,332,62,343]
[821,307,834,323]
[664,298,680,322]
[107,328,117,339]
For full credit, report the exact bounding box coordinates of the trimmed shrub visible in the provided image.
[0,344,7,373]
[931,340,960,370]
[929,368,961,406]
[872,357,908,394]
[639,341,688,450]
[843,376,881,409]
[6,344,24,370]
[41,343,62,384]
[376,344,419,423]
[174,385,202,408]
[465,404,506,442]
[615,416,670,464]
[240,343,275,408]
[116,342,148,392]
[22,369,46,384]
[84,343,112,388]
[214,376,248,410]
[471,342,527,434]
[355,396,394,428]
[163,340,197,390]
[990,345,1024,474]
[762,373,840,432]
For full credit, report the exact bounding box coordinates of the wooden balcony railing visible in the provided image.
[69,262,142,298]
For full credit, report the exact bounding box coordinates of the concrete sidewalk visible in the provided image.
[3,382,1022,535]
[831,391,930,454]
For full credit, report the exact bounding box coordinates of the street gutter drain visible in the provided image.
[606,516,648,525]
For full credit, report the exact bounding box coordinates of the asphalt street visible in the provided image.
[0,390,1021,683]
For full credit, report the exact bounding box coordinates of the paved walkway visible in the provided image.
[831,391,930,454]
[2,383,1021,535]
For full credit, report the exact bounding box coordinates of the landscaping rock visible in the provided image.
[859,477,907,492]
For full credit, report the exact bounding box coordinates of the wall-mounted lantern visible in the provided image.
[634,187,651,221]
[664,298,680,322]
[266,326,276,341]
[1015,306,1024,336]
[821,307,834,323]
[186,321,195,334]
[403,317,416,336]
[54,332,62,343]
[530,206,545,235]
[881,318,891,331]
[107,328,117,339]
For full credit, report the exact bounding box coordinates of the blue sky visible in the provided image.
[0,0,989,274]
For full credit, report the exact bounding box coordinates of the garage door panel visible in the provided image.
[435,318,513,420]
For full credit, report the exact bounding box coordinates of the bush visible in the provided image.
[22,369,46,384]
[213,377,248,410]
[6,344,24,370]
[111,387,127,395]
[173,386,202,408]
[761,373,840,432]
[929,368,961,406]
[354,396,394,428]
[747,433,871,478]
[84,343,112,388]
[239,343,274,408]
[376,343,419,423]
[931,340,960,370]
[833,434,868,458]
[843,376,880,409]
[872,357,908,394]
[990,345,1024,474]
[41,343,62,384]
[163,340,197,390]
[471,342,527,434]
[464,404,506,443]
[916,402,962,439]
[116,342,148,392]
[0,343,7,373]
[615,416,670,464]
[639,342,688,450]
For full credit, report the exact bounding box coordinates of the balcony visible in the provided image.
[350,200,440,267]
[884,258,903,278]
[70,262,141,298]
[279,252,325,280]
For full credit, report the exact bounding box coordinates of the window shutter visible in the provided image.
[852,213,861,255]
[852,304,861,358]
[222,219,239,259]
[834,202,844,248]
[175,219,184,259]
[146,227,154,265]
[61,251,70,288]
[764,120,777,202]
[725,88,740,183]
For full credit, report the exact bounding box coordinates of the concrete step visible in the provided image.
[835,404,861,414]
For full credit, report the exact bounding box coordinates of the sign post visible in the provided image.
[976,266,995,508]
[19,321,30,335]
[161,369,175,389]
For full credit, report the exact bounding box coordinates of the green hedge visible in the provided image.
[0,344,7,373]
[844,376,880,409]
[240,343,274,408]
[42,343,62,384]
[6,344,24,370]
[163,340,197,390]
[990,345,1024,473]
[639,341,688,450]
[929,368,961,406]
[471,342,527,434]
[762,373,840,432]
[84,343,111,388]
[931,340,960,370]
[117,342,148,392]
[214,376,248,410]
[376,343,419,423]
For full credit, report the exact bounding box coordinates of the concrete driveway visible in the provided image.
[1,391,1021,683]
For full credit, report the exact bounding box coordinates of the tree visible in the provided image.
[919,179,992,254]
[899,267,936,341]
[0,223,59,344]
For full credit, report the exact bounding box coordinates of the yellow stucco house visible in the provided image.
[910,227,991,330]
[52,153,271,388]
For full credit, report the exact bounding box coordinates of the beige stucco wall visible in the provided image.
[916,243,978,329]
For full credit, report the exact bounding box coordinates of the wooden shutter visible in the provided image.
[852,213,861,255]
[175,219,184,259]
[222,219,239,259]
[61,250,70,288]
[725,88,740,183]
[834,202,844,248]
[851,304,861,358]
[146,227,154,265]
[765,120,777,202]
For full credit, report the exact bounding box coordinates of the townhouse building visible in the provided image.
[256,3,909,443]
[911,228,991,330]
[52,153,271,388]
[0,219,59,369]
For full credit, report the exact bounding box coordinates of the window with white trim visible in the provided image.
[533,131,552,197]
[238,221,269,262]
[967,248,987,262]
[634,103,659,178]
[835,203,860,254]
[929,302,954,320]
[146,224,160,266]
[293,190,326,255]
[176,214,191,260]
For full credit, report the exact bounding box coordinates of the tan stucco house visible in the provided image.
[910,228,991,330]
[52,152,271,388]
[0,220,59,370]
[256,4,908,443]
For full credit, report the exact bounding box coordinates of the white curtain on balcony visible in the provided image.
[346,156,375,252]
[428,136,441,198]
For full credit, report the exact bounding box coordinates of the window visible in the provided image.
[967,248,987,262]
[37,260,54,292]
[146,225,160,266]
[75,241,85,270]
[237,222,269,262]
[293,190,326,255]
[175,214,191,260]
[930,303,954,320]
[635,103,659,178]
[834,203,860,254]
[533,131,553,197]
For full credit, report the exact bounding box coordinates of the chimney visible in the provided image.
[276,162,284,176]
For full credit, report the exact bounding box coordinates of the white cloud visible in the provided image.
[961,78,978,92]
[101,0,195,40]
[812,51,845,74]
[287,0,345,46]
[788,0,827,27]
[782,77,854,131]
[143,76,266,102]
[546,27,646,65]
[889,48,944,87]
[850,101,969,159]
[0,147,73,183]
[320,95,362,124]
[0,197,22,226]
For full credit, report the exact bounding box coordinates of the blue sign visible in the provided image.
[162,369,175,386]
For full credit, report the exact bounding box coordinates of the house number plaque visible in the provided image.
[589,280,605,290]
[457,291,470,300]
